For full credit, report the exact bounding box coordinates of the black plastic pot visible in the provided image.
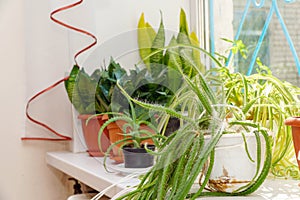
[165,117,180,137]
[122,145,155,168]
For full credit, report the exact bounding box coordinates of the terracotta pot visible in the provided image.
[106,120,128,163]
[284,117,300,170]
[78,114,110,157]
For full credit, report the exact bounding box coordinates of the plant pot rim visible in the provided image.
[123,144,155,149]
[285,117,300,127]
[78,114,103,120]
[204,132,256,139]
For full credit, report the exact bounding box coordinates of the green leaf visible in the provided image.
[65,65,80,103]
[177,9,195,77]
[165,36,182,92]
[165,36,181,70]
[190,31,205,74]
[76,69,98,114]
[65,58,126,114]
[138,13,156,68]
[179,8,189,35]
[65,66,98,114]
[150,13,165,65]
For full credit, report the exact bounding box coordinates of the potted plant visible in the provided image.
[209,39,300,179]
[98,90,166,168]
[85,62,173,162]
[284,117,300,171]
[213,63,300,179]
[65,58,126,157]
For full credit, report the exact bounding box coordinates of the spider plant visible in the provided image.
[113,43,272,199]
[209,60,300,179]
[211,38,300,179]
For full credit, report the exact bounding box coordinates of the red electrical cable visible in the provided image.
[23,0,97,141]
[22,77,72,141]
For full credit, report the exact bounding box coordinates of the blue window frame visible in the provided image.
[233,9,270,75]
[199,0,300,85]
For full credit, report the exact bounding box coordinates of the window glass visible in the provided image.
[231,1,300,85]
[233,4,269,74]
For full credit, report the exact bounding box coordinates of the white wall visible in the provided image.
[0,0,190,199]
[79,0,192,72]
[0,0,71,199]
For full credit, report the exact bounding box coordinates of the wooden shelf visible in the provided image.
[46,151,300,199]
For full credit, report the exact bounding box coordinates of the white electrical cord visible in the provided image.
[90,172,141,200]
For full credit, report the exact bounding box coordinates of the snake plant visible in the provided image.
[111,65,176,122]
[64,58,126,114]
[138,9,205,80]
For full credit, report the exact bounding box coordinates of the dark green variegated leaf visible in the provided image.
[97,58,126,112]
[64,65,98,114]
[75,68,98,114]
[64,58,126,114]
[65,65,80,102]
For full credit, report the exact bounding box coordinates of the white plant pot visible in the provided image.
[204,133,266,193]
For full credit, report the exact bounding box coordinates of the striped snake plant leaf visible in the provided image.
[75,68,98,114]
[190,31,205,74]
[179,8,189,35]
[65,65,98,114]
[165,36,183,92]
[177,9,196,78]
[150,12,165,65]
[138,13,156,68]
[65,65,80,104]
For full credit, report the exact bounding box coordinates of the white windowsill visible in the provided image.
[46,151,300,199]
[46,151,140,198]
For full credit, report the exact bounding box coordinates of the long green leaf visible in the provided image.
[150,13,165,65]
[190,31,205,74]
[138,13,156,68]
